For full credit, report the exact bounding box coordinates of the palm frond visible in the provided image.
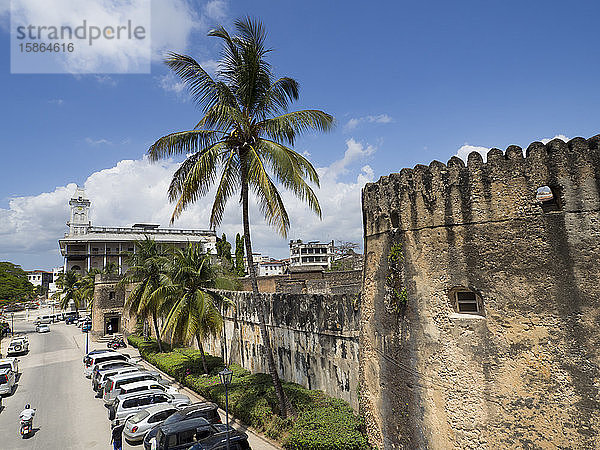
[148,130,222,161]
[257,110,335,146]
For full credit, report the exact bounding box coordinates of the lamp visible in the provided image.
[219,368,234,449]
[219,368,233,385]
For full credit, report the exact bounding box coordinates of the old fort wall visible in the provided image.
[360,136,600,448]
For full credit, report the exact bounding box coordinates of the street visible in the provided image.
[0,310,278,450]
[0,309,114,449]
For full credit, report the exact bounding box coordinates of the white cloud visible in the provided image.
[344,114,393,131]
[455,134,571,162]
[540,134,570,144]
[9,0,227,74]
[456,143,490,162]
[48,98,64,106]
[85,137,112,145]
[1,138,375,267]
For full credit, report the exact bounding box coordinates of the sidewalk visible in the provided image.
[118,342,282,450]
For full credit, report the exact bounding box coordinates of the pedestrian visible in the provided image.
[111,420,124,450]
[107,322,113,335]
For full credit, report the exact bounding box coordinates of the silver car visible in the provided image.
[109,390,190,423]
[122,404,179,443]
[103,371,161,405]
[0,368,16,395]
[93,362,143,391]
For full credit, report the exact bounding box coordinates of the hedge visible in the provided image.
[127,334,370,449]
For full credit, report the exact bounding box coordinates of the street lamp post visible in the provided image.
[218,368,233,450]
[85,329,89,354]
[11,313,14,337]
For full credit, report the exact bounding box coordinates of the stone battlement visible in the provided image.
[363,135,600,236]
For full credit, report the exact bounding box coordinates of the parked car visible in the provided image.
[36,324,50,333]
[84,351,129,378]
[122,404,180,444]
[118,380,179,398]
[82,322,92,332]
[104,371,162,405]
[96,367,143,397]
[83,349,112,365]
[188,426,251,450]
[0,368,16,395]
[148,417,237,450]
[7,337,29,355]
[92,361,142,390]
[65,315,78,324]
[34,315,52,325]
[109,390,191,422]
[143,403,221,450]
[0,358,19,374]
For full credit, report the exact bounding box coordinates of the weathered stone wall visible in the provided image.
[360,136,600,449]
[204,290,360,409]
[239,270,362,295]
[91,275,134,340]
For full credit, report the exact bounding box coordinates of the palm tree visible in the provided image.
[120,237,169,352]
[148,17,334,417]
[78,268,101,313]
[55,270,82,314]
[157,243,232,373]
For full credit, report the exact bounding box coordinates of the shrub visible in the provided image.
[128,334,371,449]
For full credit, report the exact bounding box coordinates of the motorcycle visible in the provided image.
[20,418,33,438]
[106,336,127,350]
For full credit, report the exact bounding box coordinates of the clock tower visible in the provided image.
[67,186,91,235]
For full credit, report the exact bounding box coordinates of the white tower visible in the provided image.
[67,186,91,235]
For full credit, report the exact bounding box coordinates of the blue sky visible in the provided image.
[1,0,600,270]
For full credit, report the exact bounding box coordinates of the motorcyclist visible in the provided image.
[19,404,36,428]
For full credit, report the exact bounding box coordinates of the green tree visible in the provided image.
[78,268,101,313]
[55,271,82,314]
[157,243,232,373]
[120,237,169,352]
[216,233,233,266]
[147,18,333,417]
[0,262,33,303]
[235,233,245,276]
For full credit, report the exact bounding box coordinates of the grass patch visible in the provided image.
[127,334,370,449]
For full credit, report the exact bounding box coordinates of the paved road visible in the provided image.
[0,311,113,449]
[0,310,279,450]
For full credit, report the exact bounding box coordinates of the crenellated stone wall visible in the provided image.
[203,290,360,409]
[360,136,600,449]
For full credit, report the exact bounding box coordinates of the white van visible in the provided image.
[0,358,19,375]
[84,351,129,378]
[0,368,16,395]
[35,315,52,325]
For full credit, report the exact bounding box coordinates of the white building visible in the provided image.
[257,260,287,276]
[47,266,64,296]
[289,239,335,270]
[58,187,217,275]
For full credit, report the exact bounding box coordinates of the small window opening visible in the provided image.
[456,291,479,313]
[109,291,115,300]
[536,185,560,212]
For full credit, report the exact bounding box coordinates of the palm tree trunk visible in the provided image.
[240,163,294,418]
[196,334,208,374]
[152,312,163,353]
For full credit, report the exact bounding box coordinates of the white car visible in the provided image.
[0,368,16,395]
[0,358,19,375]
[103,371,161,405]
[118,379,179,398]
[109,390,191,423]
[7,337,29,355]
[84,351,128,378]
[122,404,179,443]
[36,324,50,333]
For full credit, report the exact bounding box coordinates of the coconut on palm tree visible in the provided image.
[120,237,169,352]
[157,243,232,373]
[148,17,334,417]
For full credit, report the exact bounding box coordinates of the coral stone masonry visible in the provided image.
[359,136,600,449]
